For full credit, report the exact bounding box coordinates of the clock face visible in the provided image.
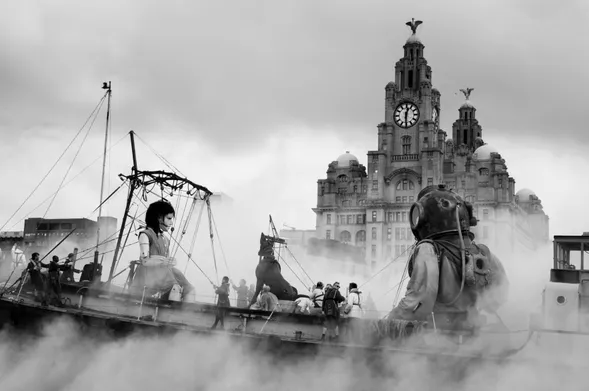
[394,102,420,128]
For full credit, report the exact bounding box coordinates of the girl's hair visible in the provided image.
[145,200,175,234]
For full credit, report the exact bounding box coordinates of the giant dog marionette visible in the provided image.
[250,233,298,305]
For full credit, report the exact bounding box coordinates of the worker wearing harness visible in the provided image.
[388,184,509,331]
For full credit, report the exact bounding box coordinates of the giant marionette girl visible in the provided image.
[130,200,195,302]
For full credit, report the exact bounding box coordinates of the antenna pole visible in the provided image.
[130,130,138,171]
[96,81,112,248]
[107,131,138,285]
[93,81,112,282]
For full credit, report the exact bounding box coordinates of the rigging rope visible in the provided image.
[206,199,219,282]
[110,205,140,278]
[284,245,314,287]
[166,231,215,286]
[135,133,185,176]
[7,132,129,231]
[360,243,416,288]
[170,192,192,256]
[0,93,108,232]
[42,103,103,220]
[276,250,310,290]
[208,205,230,276]
[393,259,410,307]
[182,200,205,275]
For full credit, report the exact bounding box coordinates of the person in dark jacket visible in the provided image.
[321,281,345,341]
[60,253,81,283]
[211,276,230,329]
[45,255,67,307]
[26,252,47,306]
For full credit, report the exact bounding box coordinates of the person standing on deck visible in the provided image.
[247,284,255,304]
[231,279,249,308]
[343,282,364,342]
[310,281,324,309]
[321,282,345,342]
[211,276,231,329]
[131,200,195,302]
[45,255,66,307]
[26,252,47,306]
[60,253,81,283]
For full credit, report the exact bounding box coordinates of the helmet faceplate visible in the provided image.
[409,185,477,241]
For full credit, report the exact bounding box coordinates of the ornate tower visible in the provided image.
[452,88,483,153]
[374,18,444,193]
[365,19,444,266]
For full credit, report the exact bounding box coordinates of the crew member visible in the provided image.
[26,252,47,306]
[310,281,324,309]
[211,276,231,329]
[231,279,249,308]
[45,255,66,307]
[343,282,364,342]
[321,282,345,342]
[60,253,81,283]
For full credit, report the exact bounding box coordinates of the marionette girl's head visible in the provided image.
[145,200,175,234]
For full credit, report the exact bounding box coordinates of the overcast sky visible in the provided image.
[1,0,588,244]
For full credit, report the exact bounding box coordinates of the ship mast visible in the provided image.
[107,130,138,286]
[92,81,112,281]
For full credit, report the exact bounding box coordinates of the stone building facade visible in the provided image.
[302,21,549,269]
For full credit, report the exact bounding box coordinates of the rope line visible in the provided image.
[206,199,219,282]
[43,97,106,220]
[182,201,205,275]
[360,243,416,288]
[6,132,129,231]
[284,245,314,287]
[0,92,108,232]
[208,205,230,276]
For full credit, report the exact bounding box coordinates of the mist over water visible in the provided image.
[0,309,586,391]
[0,128,586,389]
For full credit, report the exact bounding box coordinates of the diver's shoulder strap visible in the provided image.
[408,239,443,277]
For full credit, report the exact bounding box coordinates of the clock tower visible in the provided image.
[365,19,444,264]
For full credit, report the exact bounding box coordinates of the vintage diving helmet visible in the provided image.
[409,184,478,242]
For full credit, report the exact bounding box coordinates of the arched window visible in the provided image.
[479,168,489,176]
[356,230,366,244]
[338,174,348,182]
[402,136,411,155]
[371,227,377,240]
[340,231,351,243]
[396,179,415,191]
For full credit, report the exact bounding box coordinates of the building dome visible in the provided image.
[460,100,475,109]
[516,188,536,202]
[472,144,498,161]
[336,151,359,168]
[406,34,422,44]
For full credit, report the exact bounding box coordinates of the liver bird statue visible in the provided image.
[406,18,423,35]
[460,87,474,100]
